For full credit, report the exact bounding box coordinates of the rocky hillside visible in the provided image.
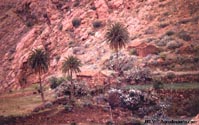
[0,0,199,91]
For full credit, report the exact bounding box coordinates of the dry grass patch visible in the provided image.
[0,95,42,116]
[0,85,53,117]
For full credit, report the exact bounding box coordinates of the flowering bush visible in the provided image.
[120,89,145,110]
[55,81,89,97]
[108,89,123,108]
[103,53,136,71]
[124,67,152,83]
[108,88,156,112]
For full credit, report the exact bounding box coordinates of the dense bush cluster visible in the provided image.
[49,76,66,89]
[153,79,164,90]
[120,89,144,110]
[92,20,102,28]
[178,31,191,41]
[103,53,136,71]
[129,48,138,55]
[166,40,182,49]
[108,88,158,115]
[72,18,81,28]
[156,35,173,47]
[107,89,123,108]
[124,67,152,83]
[166,71,175,79]
[55,81,89,97]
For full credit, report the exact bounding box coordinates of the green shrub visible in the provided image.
[167,41,182,49]
[165,30,175,36]
[166,71,175,79]
[194,56,199,63]
[175,56,186,65]
[156,35,172,46]
[158,22,169,28]
[125,67,152,83]
[129,48,138,55]
[159,52,167,60]
[92,20,102,28]
[56,81,89,97]
[153,79,164,90]
[72,18,81,28]
[68,41,76,48]
[49,76,65,89]
[26,21,34,27]
[64,104,73,112]
[178,31,191,41]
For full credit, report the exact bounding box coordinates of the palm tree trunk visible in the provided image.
[70,70,74,100]
[39,71,45,103]
[70,70,73,84]
[116,51,119,72]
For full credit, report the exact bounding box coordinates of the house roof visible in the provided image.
[76,70,109,78]
[128,41,158,49]
[101,70,115,77]
[127,41,147,49]
[77,71,98,77]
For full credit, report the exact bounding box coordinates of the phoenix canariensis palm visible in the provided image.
[28,48,49,102]
[105,22,129,71]
[62,55,81,98]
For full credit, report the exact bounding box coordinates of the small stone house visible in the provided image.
[76,71,108,87]
[128,41,159,57]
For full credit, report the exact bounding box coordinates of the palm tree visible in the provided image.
[62,55,81,98]
[105,22,129,57]
[105,22,129,71]
[28,48,49,102]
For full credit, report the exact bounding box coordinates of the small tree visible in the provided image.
[105,22,129,71]
[105,22,129,57]
[61,55,81,98]
[28,48,49,102]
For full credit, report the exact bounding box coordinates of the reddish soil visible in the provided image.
[1,105,132,125]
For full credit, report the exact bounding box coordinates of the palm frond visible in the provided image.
[62,55,81,74]
[28,48,49,74]
[105,22,129,52]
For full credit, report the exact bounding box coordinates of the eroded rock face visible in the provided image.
[0,0,199,91]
